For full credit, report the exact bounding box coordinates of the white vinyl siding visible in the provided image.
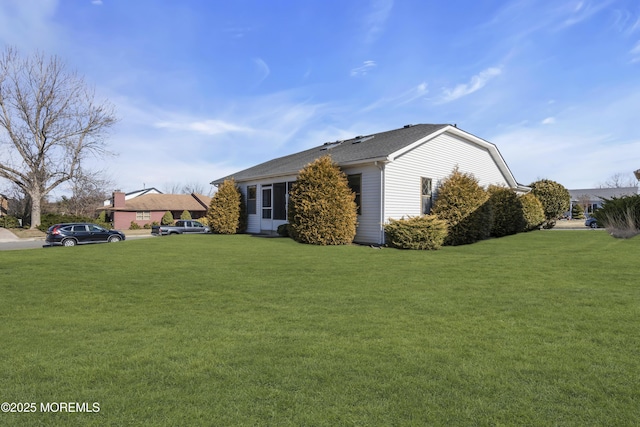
[342,164,382,244]
[239,175,298,234]
[384,132,510,221]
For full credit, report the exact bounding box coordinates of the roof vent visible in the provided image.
[320,140,343,151]
[404,124,413,128]
[352,135,374,144]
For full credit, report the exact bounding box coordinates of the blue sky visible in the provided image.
[1,0,640,196]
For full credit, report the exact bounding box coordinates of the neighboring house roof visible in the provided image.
[103,187,163,206]
[569,187,638,201]
[102,193,211,212]
[212,123,527,191]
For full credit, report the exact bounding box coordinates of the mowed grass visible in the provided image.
[0,231,638,426]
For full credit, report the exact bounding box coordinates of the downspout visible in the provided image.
[375,161,386,245]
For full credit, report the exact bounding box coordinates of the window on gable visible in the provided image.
[421,177,433,215]
[347,174,362,215]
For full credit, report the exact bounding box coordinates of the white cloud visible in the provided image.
[438,67,502,103]
[361,81,427,112]
[559,0,615,29]
[154,119,253,135]
[91,0,103,5]
[542,117,556,125]
[253,58,270,86]
[350,60,377,77]
[630,40,640,62]
[0,0,60,50]
[362,0,393,44]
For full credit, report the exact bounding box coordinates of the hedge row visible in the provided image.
[383,170,554,250]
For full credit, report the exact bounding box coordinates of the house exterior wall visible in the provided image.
[238,174,298,234]
[112,211,167,230]
[342,164,383,244]
[113,211,139,230]
[384,132,511,221]
[237,167,382,243]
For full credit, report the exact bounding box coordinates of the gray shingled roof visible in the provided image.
[212,124,449,184]
[569,187,638,200]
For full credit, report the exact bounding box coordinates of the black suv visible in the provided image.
[45,223,126,247]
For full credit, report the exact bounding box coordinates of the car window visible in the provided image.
[72,225,88,232]
[89,225,105,232]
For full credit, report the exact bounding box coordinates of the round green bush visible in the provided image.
[432,167,492,246]
[529,179,570,229]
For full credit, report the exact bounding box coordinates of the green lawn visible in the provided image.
[0,231,638,426]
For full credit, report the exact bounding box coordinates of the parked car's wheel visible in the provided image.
[590,221,598,229]
[62,238,77,247]
[108,235,121,243]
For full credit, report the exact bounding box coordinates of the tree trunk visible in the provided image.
[29,192,42,230]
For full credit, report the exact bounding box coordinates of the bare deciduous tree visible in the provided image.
[0,47,117,228]
[598,173,636,189]
[163,181,211,195]
[57,169,114,217]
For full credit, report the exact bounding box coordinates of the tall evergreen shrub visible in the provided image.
[288,156,357,245]
[180,210,192,220]
[432,167,492,246]
[207,178,246,234]
[161,211,174,225]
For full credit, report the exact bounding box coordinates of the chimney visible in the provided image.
[112,191,126,208]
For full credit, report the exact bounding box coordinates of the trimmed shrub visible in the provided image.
[180,210,192,220]
[37,213,95,232]
[571,203,585,220]
[431,167,492,246]
[129,221,141,230]
[207,178,246,234]
[488,185,525,237]
[529,179,570,229]
[1,215,21,228]
[161,211,174,225]
[384,215,448,250]
[519,192,545,231]
[277,223,290,237]
[288,156,358,245]
[592,195,640,239]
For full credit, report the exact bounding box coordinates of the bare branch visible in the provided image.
[0,47,118,228]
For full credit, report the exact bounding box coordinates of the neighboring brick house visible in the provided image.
[101,191,212,230]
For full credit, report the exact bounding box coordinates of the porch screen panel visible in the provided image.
[273,182,287,220]
[262,187,272,219]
